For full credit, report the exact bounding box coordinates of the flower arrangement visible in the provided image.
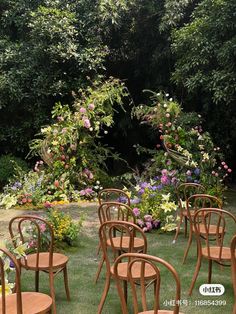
[133,91,232,198]
[127,169,178,232]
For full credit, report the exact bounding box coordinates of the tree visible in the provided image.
[171,0,236,162]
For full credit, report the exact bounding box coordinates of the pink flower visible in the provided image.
[137,219,144,227]
[83,118,91,129]
[40,223,46,233]
[22,198,27,204]
[79,107,86,114]
[88,103,95,110]
[186,170,192,176]
[146,222,152,231]
[57,116,64,122]
[228,168,232,173]
[161,175,169,185]
[144,214,152,222]
[221,161,226,165]
[132,207,140,217]
[161,169,168,175]
[44,201,52,208]
[224,165,228,170]
[143,227,148,232]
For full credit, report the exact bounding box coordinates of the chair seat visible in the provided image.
[199,224,224,235]
[111,261,156,280]
[0,292,52,314]
[21,252,68,270]
[107,236,145,251]
[139,311,184,314]
[202,246,235,260]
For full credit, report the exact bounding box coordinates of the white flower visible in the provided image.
[162,193,170,202]
[163,103,167,108]
[104,130,108,134]
[166,93,169,97]
[96,180,100,184]
[157,93,160,96]
[89,127,93,131]
[169,98,173,101]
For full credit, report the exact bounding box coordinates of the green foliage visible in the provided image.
[46,209,84,245]
[172,0,236,104]
[0,155,28,187]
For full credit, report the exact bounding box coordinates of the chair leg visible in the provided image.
[95,256,105,284]
[208,259,212,284]
[123,280,128,304]
[183,231,193,264]
[63,265,71,301]
[96,242,101,256]
[97,274,110,314]
[184,217,188,238]
[188,256,202,296]
[173,213,183,243]
[49,271,56,314]
[35,270,39,292]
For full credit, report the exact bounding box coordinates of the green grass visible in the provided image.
[20,189,236,314]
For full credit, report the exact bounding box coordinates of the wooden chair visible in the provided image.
[95,202,140,283]
[189,208,236,295]
[97,220,148,314]
[9,215,70,314]
[98,188,131,206]
[231,234,236,314]
[173,183,205,243]
[0,247,52,314]
[182,194,223,264]
[113,252,184,314]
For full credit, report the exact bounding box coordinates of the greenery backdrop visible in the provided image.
[0,0,235,176]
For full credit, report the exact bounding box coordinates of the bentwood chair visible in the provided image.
[0,247,52,314]
[183,194,223,263]
[231,234,236,314]
[173,183,205,243]
[9,215,70,314]
[189,208,236,295]
[113,253,184,314]
[98,188,131,205]
[95,202,141,283]
[97,221,148,314]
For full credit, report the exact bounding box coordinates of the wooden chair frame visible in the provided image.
[97,220,147,314]
[9,215,70,314]
[189,208,236,295]
[0,247,52,314]
[173,183,205,243]
[113,252,182,314]
[183,194,222,263]
[98,188,131,206]
[95,202,137,283]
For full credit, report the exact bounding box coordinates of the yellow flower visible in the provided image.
[0,280,15,295]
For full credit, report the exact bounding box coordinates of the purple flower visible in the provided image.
[117,196,128,203]
[151,186,157,191]
[157,184,163,190]
[194,168,200,176]
[133,207,140,217]
[130,198,140,204]
[153,220,161,229]
[9,260,15,268]
[153,176,159,181]
[140,182,149,189]
[138,188,145,195]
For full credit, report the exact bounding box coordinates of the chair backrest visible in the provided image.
[193,208,236,261]
[9,215,54,270]
[99,221,147,271]
[176,183,205,211]
[186,194,222,223]
[231,234,236,312]
[98,188,131,206]
[113,252,181,314]
[0,248,22,314]
[98,202,136,226]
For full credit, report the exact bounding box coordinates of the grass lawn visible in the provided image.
[19,189,236,314]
